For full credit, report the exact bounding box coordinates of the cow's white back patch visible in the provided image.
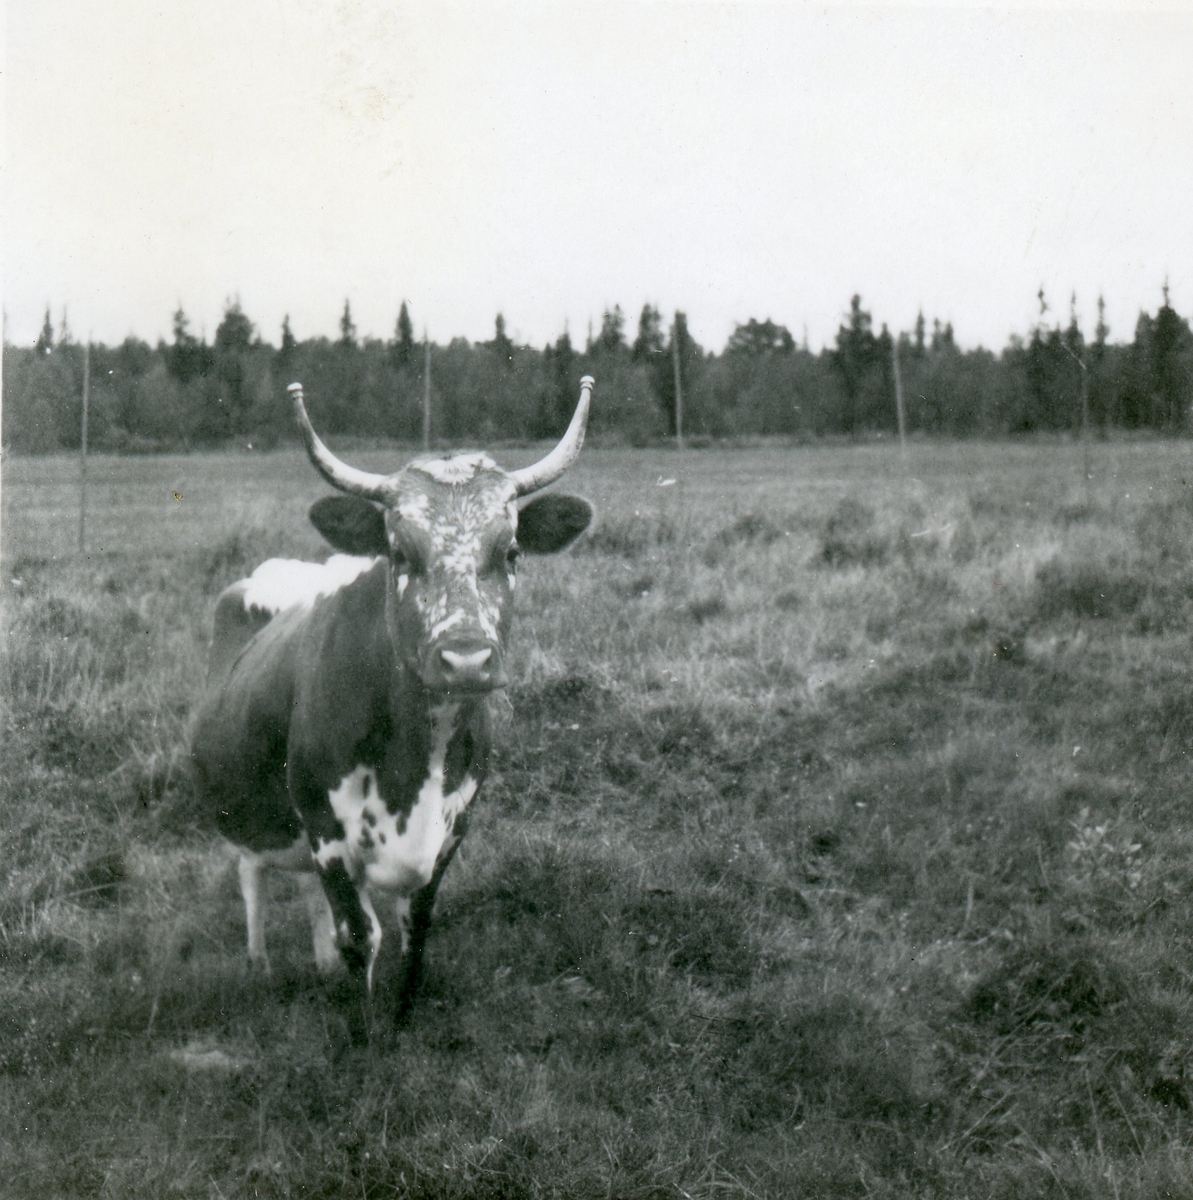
[241,554,379,616]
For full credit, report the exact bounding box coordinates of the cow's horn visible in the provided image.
[290,383,396,502]
[509,376,594,496]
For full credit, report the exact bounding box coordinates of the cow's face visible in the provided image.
[293,377,594,695]
[308,457,592,695]
[385,458,519,691]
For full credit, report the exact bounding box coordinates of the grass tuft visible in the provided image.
[818,497,890,568]
[1034,557,1144,620]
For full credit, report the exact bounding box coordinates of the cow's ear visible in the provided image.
[309,496,388,556]
[516,494,593,554]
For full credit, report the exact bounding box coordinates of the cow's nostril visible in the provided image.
[440,647,492,673]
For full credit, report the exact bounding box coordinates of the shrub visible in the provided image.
[1034,558,1143,619]
[818,498,889,568]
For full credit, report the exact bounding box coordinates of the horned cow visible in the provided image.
[191,378,594,1036]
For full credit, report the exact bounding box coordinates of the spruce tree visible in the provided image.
[632,304,664,361]
[394,301,415,367]
[493,313,514,369]
[339,300,357,349]
[35,307,54,356]
[280,314,297,361]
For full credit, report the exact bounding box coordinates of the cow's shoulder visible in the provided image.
[207,555,381,681]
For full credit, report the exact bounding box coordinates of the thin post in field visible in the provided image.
[1079,358,1092,507]
[672,315,684,451]
[1059,324,1092,507]
[79,341,91,554]
[422,331,431,452]
[892,332,908,465]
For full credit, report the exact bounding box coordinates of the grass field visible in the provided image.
[4,435,1193,1198]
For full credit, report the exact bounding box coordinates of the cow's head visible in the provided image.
[291,378,594,695]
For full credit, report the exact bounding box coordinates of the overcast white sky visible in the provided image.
[6,1,1192,354]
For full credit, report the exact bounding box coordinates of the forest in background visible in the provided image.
[4,289,1193,454]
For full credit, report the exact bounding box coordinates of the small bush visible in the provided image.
[1034,558,1144,620]
[702,511,786,565]
[818,498,889,568]
[686,593,727,623]
[967,939,1129,1035]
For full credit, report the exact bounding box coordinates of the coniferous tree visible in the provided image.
[215,300,253,357]
[167,307,208,384]
[35,307,54,356]
[212,299,255,435]
[594,306,626,356]
[492,313,515,370]
[279,315,297,364]
[540,329,576,435]
[833,295,882,433]
[1151,281,1192,430]
[393,301,415,367]
[654,312,702,436]
[725,318,794,357]
[339,300,357,349]
[632,304,665,362]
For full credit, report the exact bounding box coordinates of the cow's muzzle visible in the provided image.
[423,639,506,693]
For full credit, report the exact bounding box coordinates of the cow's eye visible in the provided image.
[506,545,520,568]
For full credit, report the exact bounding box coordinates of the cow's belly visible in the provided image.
[316,764,478,895]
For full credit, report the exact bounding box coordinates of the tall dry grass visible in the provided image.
[4,436,1193,1197]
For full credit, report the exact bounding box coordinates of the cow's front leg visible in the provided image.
[393,818,468,1025]
[313,857,380,1042]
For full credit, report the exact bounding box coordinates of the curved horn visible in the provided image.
[509,375,594,496]
[290,383,395,502]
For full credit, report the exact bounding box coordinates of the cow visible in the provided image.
[191,377,594,1036]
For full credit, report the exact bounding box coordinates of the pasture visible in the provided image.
[4,436,1193,1198]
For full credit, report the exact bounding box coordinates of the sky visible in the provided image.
[6,1,1193,355]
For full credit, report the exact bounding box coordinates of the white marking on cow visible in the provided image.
[359,890,382,991]
[316,708,478,896]
[413,453,497,486]
[441,539,481,577]
[397,493,430,524]
[396,573,409,599]
[395,896,412,955]
[241,554,378,616]
[430,609,466,640]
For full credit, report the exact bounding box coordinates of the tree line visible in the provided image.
[4,289,1192,454]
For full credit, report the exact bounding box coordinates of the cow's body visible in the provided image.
[191,380,593,1034]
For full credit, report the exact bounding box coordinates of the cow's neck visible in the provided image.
[378,659,490,816]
